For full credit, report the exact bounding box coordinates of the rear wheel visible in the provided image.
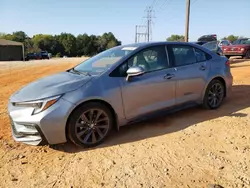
[203,79,225,109]
[67,102,114,147]
[243,50,250,59]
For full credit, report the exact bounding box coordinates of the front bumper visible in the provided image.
[8,97,76,146]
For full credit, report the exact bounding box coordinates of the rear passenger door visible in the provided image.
[167,44,211,104]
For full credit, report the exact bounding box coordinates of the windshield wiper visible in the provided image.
[71,68,91,76]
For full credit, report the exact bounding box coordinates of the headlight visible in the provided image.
[12,95,61,115]
[240,48,245,51]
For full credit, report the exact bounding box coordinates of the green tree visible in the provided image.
[97,32,121,52]
[166,34,185,42]
[58,33,76,56]
[12,31,27,42]
[1,31,121,57]
[0,33,14,41]
[87,35,99,56]
[107,40,117,49]
[24,37,39,54]
[223,35,239,42]
[0,31,27,42]
[32,34,58,54]
[54,35,65,55]
[76,34,91,56]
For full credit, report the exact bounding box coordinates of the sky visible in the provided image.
[1,0,249,44]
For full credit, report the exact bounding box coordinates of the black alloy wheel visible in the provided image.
[68,102,114,147]
[203,80,225,109]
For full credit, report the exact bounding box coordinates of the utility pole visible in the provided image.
[134,6,154,43]
[145,6,154,42]
[135,25,138,43]
[147,18,150,42]
[185,0,190,42]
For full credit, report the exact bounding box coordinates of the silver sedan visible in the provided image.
[8,42,233,147]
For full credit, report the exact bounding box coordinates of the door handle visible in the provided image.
[199,65,206,71]
[164,73,175,79]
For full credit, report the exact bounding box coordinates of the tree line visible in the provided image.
[0,31,121,57]
[166,34,245,42]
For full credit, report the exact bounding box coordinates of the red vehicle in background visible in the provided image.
[222,38,250,59]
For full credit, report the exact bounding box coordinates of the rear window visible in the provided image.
[194,48,207,62]
[202,41,217,50]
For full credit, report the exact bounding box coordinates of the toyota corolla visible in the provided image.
[8,42,233,147]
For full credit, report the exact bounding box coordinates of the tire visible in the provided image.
[243,50,250,59]
[67,102,114,148]
[225,55,231,59]
[203,79,225,110]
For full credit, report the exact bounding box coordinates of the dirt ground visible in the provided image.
[0,57,250,188]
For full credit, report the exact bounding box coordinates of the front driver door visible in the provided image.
[119,45,176,120]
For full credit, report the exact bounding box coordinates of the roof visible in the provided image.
[121,41,200,48]
[0,39,23,46]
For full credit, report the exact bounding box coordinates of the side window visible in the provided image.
[222,41,229,46]
[113,45,169,77]
[194,48,207,62]
[128,46,169,72]
[169,45,196,66]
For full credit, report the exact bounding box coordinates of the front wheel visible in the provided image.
[67,102,114,147]
[203,80,225,109]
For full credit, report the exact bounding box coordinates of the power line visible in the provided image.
[151,0,157,7]
[191,0,199,5]
[155,0,171,12]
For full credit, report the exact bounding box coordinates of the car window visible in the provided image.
[232,40,240,45]
[113,45,169,77]
[194,48,207,62]
[241,39,250,44]
[203,41,217,50]
[74,45,137,75]
[221,41,229,45]
[128,46,169,72]
[169,45,197,66]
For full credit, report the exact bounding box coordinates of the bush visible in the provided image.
[56,53,61,57]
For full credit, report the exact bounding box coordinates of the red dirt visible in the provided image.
[0,58,250,188]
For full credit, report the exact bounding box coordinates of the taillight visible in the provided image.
[226,60,230,66]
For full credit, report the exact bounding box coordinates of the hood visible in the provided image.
[10,71,93,102]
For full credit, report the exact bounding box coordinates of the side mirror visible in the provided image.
[126,66,145,81]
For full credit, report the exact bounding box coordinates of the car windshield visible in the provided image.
[221,41,229,45]
[232,39,250,45]
[241,39,250,44]
[73,45,137,75]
